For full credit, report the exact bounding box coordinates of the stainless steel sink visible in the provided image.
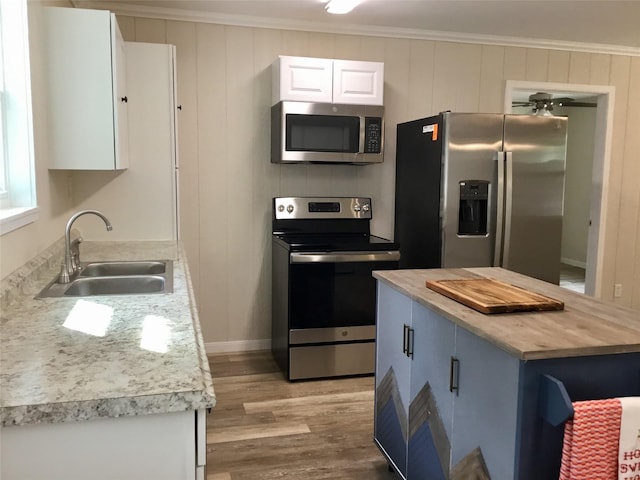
[63,275,166,296]
[80,260,167,277]
[36,260,173,298]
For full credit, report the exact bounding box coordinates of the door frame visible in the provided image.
[504,80,615,297]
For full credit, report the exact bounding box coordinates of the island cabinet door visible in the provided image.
[375,282,413,478]
[407,302,455,480]
[449,327,521,479]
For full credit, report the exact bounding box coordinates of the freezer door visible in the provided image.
[441,113,504,268]
[502,115,567,284]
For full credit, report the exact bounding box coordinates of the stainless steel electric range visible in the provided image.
[271,197,400,381]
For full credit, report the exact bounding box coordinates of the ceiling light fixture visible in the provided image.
[325,0,363,14]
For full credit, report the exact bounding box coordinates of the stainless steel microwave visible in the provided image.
[271,101,384,164]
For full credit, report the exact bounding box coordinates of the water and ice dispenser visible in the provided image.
[458,180,489,236]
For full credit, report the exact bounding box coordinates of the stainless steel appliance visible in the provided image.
[271,101,384,164]
[394,112,568,284]
[272,197,399,380]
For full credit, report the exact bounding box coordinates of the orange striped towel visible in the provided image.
[559,398,622,480]
[618,397,640,480]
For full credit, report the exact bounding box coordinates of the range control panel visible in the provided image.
[274,197,372,220]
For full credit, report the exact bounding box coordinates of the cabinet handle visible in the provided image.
[407,327,415,358]
[449,357,460,395]
[402,324,408,354]
[121,96,128,103]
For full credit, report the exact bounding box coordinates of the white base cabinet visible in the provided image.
[0,409,207,480]
[43,7,128,170]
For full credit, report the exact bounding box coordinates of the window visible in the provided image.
[0,0,38,235]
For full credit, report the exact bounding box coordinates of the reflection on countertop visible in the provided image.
[0,236,215,426]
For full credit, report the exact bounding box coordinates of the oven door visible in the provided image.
[288,251,399,332]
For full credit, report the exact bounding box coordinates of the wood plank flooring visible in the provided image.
[206,350,396,479]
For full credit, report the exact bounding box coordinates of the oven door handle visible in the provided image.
[290,251,400,263]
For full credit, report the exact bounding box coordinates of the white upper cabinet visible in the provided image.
[332,60,384,105]
[272,56,333,104]
[272,56,384,105]
[43,7,128,170]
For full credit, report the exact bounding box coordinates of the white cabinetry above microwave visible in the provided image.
[272,56,384,106]
[43,7,128,170]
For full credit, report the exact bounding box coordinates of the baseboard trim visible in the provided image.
[205,339,271,354]
[561,257,587,269]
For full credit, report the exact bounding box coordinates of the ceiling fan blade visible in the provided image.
[551,97,597,107]
[551,97,575,104]
[512,102,533,107]
[560,101,597,107]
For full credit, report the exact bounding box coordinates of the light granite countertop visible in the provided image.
[374,267,640,360]
[0,237,215,427]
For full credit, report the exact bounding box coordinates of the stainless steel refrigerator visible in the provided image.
[394,112,568,284]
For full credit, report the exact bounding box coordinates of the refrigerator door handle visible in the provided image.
[502,151,514,268]
[494,151,505,266]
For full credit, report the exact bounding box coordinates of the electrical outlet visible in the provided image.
[614,284,623,298]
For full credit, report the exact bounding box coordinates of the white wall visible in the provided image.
[0,6,176,278]
[114,16,640,349]
[0,1,76,280]
[2,8,639,348]
[556,104,597,268]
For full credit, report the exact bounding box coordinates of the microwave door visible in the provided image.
[271,101,384,164]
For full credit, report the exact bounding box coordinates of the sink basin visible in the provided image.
[36,260,173,298]
[80,261,166,277]
[64,275,166,296]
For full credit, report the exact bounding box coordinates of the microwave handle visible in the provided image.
[358,115,366,154]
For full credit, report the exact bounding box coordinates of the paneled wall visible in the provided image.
[116,16,640,347]
[0,1,76,280]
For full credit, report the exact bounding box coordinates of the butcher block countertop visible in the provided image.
[0,238,215,427]
[373,267,640,361]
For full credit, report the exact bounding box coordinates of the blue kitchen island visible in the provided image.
[373,267,640,480]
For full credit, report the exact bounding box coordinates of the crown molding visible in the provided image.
[75,1,640,57]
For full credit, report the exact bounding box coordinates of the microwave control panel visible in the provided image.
[364,117,382,153]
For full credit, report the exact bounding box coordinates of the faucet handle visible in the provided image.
[70,237,83,273]
[71,252,80,273]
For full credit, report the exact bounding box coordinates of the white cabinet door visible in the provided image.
[272,55,333,104]
[333,60,384,105]
[70,42,178,241]
[44,7,127,170]
[1,411,198,480]
[113,19,129,169]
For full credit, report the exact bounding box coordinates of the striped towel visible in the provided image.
[559,398,622,480]
[618,397,640,480]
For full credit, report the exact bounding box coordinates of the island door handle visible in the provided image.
[407,327,415,358]
[402,324,409,355]
[449,357,460,395]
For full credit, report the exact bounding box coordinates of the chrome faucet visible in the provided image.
[59,210,113,283]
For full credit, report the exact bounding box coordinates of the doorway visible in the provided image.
[504,80,615,297]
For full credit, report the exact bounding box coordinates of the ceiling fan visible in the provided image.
[512,92,597,114]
